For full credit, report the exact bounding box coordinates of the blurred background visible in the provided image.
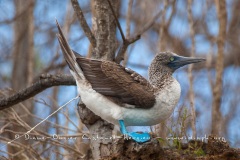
[0,0,239,159]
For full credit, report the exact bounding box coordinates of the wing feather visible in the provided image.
[76,57,156,108]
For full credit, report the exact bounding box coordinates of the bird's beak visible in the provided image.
[168,55,205,70]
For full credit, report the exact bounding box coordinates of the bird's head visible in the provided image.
[151,51,205,73]
[149,51,205,86]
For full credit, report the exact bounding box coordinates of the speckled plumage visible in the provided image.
[148,52,177,90]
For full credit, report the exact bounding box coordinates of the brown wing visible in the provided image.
[76,57,156,109]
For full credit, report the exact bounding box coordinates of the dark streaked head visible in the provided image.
[149,51,205,87]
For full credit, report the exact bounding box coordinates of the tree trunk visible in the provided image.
[77,1,118,159]
[91,0,118,60]
[211,0,226,135]
[7,0,35,159]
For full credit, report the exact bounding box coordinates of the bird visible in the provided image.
[56,20,205,143]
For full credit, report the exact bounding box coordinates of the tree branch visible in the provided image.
[137,10,162,36]
[104,0,140,64]
[71,0,96,48]
[115,35,141,64]
[106,0,163,64]
[115,11,161,64]
[107,0,125,41]
[0,74,76,110]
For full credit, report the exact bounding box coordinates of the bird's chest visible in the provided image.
[153,80,181,119]
[123,80,181,126]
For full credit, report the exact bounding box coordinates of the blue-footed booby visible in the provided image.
[56,21,205,143]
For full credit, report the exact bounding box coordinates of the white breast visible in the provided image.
[122,79,181,126]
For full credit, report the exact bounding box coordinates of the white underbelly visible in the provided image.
[78,84,123,125]
[78,78,181,127]
[122,81,181,126]
[122,104,175,126]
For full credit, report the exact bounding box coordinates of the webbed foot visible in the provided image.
[127,132,150,143]
[119,120,150,143]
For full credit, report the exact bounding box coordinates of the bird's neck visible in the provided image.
[148,64,174,89]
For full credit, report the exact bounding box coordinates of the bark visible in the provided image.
[7,0,35,159]
[211,0,227,135]
[91,0,118,60]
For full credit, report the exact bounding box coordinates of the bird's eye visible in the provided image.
[170,57,174,62]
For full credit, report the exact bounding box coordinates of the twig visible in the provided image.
[158,0,168,51]
[2,96,80,156]
[0,74,76,110]
[106,0,162,64]
[115,35,141,64]
[166,0,176,28]
[50,97,81,132]
[115,10,161,64]
[33,61,67,82]
[105,0,140,63]
[136,10,162,35]
[122,0,134,66]
[126,0,133,39]
[107,0,125,41]
[71,0,96,48]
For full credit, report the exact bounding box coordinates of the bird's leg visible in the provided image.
[119,120,151,143]
[119,120,128,134]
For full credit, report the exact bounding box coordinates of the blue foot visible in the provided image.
[127,132,151,143]
[119,120,151,143]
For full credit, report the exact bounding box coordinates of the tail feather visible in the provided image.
[55,20,85,81]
